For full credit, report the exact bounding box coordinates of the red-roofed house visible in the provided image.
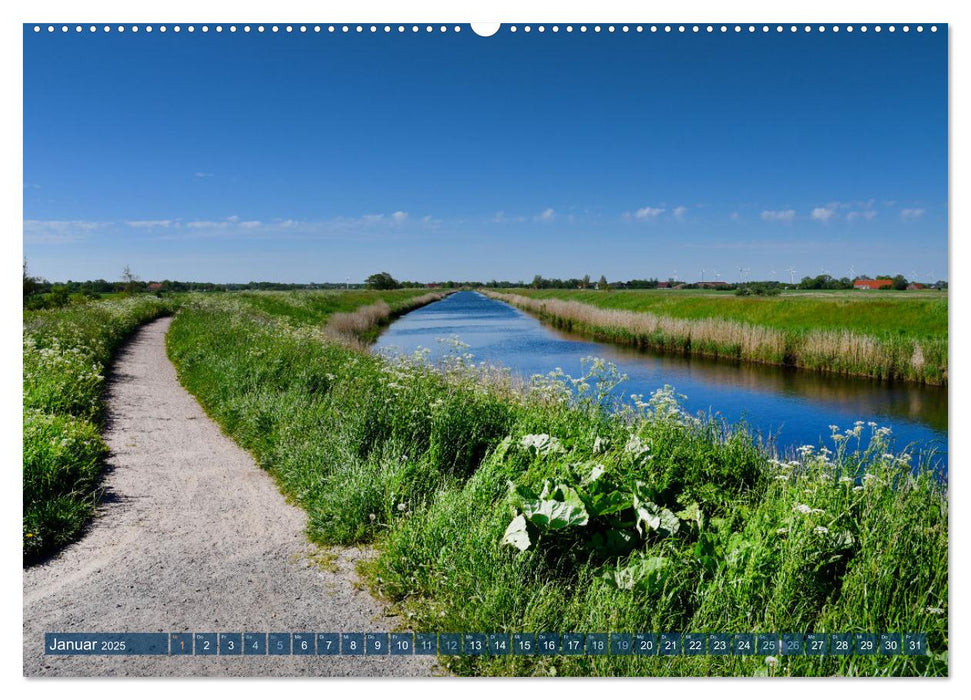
[853,279,892,290]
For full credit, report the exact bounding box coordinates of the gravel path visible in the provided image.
[23,317,437,677]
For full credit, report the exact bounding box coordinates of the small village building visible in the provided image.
[853,279,893,290]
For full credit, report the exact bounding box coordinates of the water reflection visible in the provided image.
[374,291,947,464]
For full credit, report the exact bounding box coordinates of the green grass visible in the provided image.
[488,290,948,385]
[231,288,441,328]
[23,295,177,562]
[508,288,947,338]
[165,293,948,677]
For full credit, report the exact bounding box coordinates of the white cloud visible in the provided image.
[811,206,836,222]
[193,172,213,178]
[673,206,688,221]
[901,208,926,220]
[24,219,105,243]
[730,212,741,221]
[392,211,408,224]
[634,206,665,220]
[846,210,877,222]
[761,209,796,223]
[125,220,175,228]
[537,208,555,221]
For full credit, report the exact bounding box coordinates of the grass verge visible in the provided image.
[23,296,177,562]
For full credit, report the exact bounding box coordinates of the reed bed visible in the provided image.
[486,292,946,385]
[322,292,448,348]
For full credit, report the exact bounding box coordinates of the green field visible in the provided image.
[488,289,947,385]
[505,288,947,338]
[159,291,947,676]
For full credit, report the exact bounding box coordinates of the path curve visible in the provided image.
[23,317,436,677]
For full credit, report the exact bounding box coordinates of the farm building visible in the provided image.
[853,279,893,290]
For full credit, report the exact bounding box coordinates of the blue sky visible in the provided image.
[23,24,947,283]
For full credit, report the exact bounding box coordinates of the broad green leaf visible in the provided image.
[602,556,671,592]
[501,514,532,551]
[582,462,606,485]
[523,498,589,530]
[584,490,632,517]
[635,500,680,537]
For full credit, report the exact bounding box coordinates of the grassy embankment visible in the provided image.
[23,296,177,562]
[166,291,947,676]
[485,289,947,385]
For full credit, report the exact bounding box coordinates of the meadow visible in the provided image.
[23,296,177,562]
[161,290,947,676]
[486,289,948,385]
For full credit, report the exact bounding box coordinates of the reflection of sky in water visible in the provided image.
[375,292,947,467]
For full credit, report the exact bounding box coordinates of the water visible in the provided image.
[374,291,947,466]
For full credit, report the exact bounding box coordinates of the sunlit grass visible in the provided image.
[23,296,176,561]
[166,293,947,676]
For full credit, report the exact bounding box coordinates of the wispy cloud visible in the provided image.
[193,172,214,179]
[761,209,796,223]
[24,219,105,243]
[392,210,408,224]
[536,208,555,222]
[672,205,688,222]
[126,219,177,228]
[901,208,926,220]
[633,206,665,221]
[846,210,878,222]
[811,206,836,222]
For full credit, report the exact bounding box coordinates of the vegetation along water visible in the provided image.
[163,290,948,676]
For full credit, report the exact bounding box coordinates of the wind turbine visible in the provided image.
[848,265,857,279]
[786,267,797,285]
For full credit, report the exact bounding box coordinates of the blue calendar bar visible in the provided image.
[43,631,929,657]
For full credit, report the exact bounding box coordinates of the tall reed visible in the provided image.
[486,291,946,385]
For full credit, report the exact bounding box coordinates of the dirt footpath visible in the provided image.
[23,316,437,677]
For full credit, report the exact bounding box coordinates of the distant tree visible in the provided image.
[531,274,544,289]
[598,274,609,291]
[891,274,908,291]
[121,265,139,295]
[581,274,591,289]
[365,271,400,290]
[23,259,40,300]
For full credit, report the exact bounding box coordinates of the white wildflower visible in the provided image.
[814,526,829,535]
